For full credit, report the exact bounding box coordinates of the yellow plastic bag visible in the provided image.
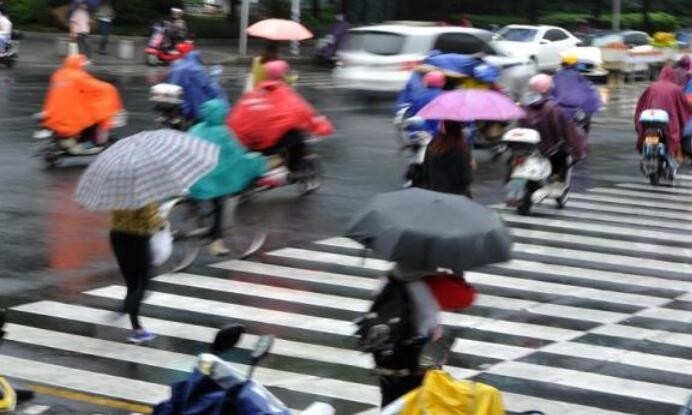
[400,370,506,415]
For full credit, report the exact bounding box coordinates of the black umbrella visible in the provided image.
[346,188,512,273]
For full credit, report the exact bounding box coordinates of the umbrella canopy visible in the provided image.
[417,89,525,122]
[247,19,313,41]
[346,189,512,273]
[75,129,219,211]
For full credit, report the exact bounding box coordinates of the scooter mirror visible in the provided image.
[251,335,274,362]
[211,324,245,355]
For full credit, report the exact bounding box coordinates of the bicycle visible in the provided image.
[158,194,268,273]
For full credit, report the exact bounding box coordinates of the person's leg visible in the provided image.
[549,151,569,182]
[99,21,111,53]
[280,130,307,173]
[78,33,92,59]
[208,198,230,256]
[110,232,139,317]
[126,234,152,332]
[379,374,424,407]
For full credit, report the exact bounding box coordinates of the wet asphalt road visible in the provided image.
[4,62,689,415]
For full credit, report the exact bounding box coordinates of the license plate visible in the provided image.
[645,136,660,145]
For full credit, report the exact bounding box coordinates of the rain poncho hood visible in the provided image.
[168,51,227,120]
[188,99,267,200]
[42,55,123,137]
[228,81,334,150]
[634,66,691,155]
[519,98,588,160]
[551,67,602,119]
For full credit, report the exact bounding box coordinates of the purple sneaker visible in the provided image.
[127,329,156,344]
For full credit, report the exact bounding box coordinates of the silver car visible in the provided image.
[332,24,536,98]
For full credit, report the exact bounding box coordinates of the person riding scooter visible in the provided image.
[41,54,124,154]
[229,60,333,178]
[167,8,187,47]
[552,54,602,134]
[188,99,268,257]
[518,74,588,189]
[167,50,227,126]
[634,66,691,165]
[395,70,445,145]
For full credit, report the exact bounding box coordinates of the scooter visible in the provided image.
[503,128,571,215]
[0,30,21,68]
[155,324,334,415]
[149,66,224,131]
[393,110,433,188]
[145,23,194,66]
[638,109,677,186]
[32,111,128,168]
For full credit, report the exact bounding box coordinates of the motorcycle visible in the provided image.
[0,30,21,68]
[503,128,572,215]
[154,324,334,415]
[638,109,676,186]
[32,111,128,168]
[145,23,194,66]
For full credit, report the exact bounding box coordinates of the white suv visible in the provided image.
[492,25,582,71]
[332,24,536,98]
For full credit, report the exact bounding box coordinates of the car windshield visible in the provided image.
[342,31,406,55]
[497,28,538,42]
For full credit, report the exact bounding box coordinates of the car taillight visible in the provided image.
[400,60,422,71]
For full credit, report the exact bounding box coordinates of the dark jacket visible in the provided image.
[519,98,588,160]
[421,145,473,198]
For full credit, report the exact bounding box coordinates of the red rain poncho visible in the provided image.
[228,80,333,150]
[634,66,691,155]
[42,55,123,138]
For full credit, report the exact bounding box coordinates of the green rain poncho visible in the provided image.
[188,99,268,200]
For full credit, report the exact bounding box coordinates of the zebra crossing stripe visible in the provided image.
[0,354,168,405]
[3,323,382,406]
[155,271,630,323]
[495,260,692,293]
[501,212,692,245]
[571,193,691,211]
[590,324,692,348]
[492,203,692,232]
[510,227,692,260]
[589,187,692,203]
[86,284,581,342]
[617,182,692,195]
[451,339,533,361]
[538,341,692,376]
[86,285,356,336]
[485,361,691,405]
[11,301,373,369]
[564,199,692,219]
[513,242,692,277]
[500,392,634,415]
[636,307,692,323]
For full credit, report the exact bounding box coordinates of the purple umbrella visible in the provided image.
[417,89,525,122]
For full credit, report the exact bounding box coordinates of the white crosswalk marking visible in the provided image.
[3,178,692,414]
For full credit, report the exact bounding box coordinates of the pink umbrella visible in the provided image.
[247,19,313,41]
[417,89,525,121]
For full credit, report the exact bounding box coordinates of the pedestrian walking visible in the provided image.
[96,0,115,55]
[110,203,163,344]
[70,0,92,59]
[421,120,474,198]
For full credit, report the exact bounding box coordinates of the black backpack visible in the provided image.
[355,279,427,371]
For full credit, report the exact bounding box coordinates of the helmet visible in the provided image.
[561,53,579,67]
[423,71,445,89]
[472,63,500,83]
[528,73,553,95]
[264,60,290,80]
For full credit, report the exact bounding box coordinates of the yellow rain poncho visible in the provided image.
[385,370,506,415]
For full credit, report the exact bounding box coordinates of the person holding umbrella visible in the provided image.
[75,129,220,343]
[348,189,512,407]
[420,120,474,198]
[245,18,313,89]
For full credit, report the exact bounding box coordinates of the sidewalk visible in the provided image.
[19,31,316,67]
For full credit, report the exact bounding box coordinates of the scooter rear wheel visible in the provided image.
[649,172,660,186]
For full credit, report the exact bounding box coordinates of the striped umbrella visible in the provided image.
[75,129,219,211]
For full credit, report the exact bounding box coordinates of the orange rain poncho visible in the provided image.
[42,55,124,138]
